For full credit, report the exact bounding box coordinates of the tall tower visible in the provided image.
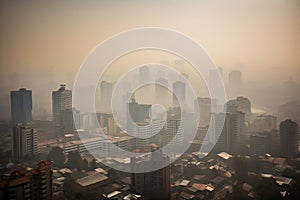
[166,117,184,145]
[213,111,245,153]
[12,124,38,160]
[99,81,113,113]
[139,65,150,85]
[194,97,216,127]
[228,70,242,97]
[10,88,32,124]
[131,148,170,200]
[155,77,169,107]
[227,96,252,123]
[280,119,299,157]
[172,81,185,108]
[52,84,72,136]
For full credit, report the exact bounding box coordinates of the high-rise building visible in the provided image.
[227,96,252,123]
[139,65,150,85]
[12,124,38,160]
[29,160,53,200]
[213,111,245,153]
[97,112,120,134]
[0,160,52,200]
[60,108,80,134]
[127,96,151,125]
[131,148,170,200]
[194,97,217,127]
[10,88,32,124]
[99,81,113,112]
[52,84,72,136]
[250,132,272,155]
[166,117,184,145]
[133,120,165,149]
[0,166,31,200]
[280,119,299,157]
[172,81,185,108]
[155,78,169,107]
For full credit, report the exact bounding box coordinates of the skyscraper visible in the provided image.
[10,88,32,124]
[155,77,169,107]
[60,108,80,134]
[52,84,72,136]
[30,160,53,200]
[228,70,242,96]
[280,119,299,157]
[166,117,184,145]
[228,70,242,87]
[227,96,252,123]
[139,65,150,85]
[131,148,170,200]
[12,124,38,160]
[250,133,272,155]
[194,97,217,127]
[172,81,185,108]
[127,96,151,125]
[213,111,245,153]
[99,81,113,112]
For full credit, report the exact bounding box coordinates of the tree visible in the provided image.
[231,156,248,182]
[47,146,65,168]
[66,150,83,170]
[90,158,97,170]
[82,159,89,171]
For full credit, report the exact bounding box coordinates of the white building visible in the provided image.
[12,124,38,159]
[52,84,72,136]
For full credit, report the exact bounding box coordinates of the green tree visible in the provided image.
[90,158,97,170]
[82,158,89,171]
[67,150,83,170]
[47,146,65,168]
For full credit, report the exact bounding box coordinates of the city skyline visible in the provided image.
[1,0,300,120]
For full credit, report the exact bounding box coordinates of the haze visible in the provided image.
[0,0,300,120]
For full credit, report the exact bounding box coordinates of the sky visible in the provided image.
[0,0,300,119]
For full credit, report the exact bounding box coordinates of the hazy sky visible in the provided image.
[0,0,300,119]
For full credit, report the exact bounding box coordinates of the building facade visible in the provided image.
[0,160,52,200]
[280,119,299,157]
[10,88,32,124]
[12,124,38,160]
[52,84,72,136]
[131,149,170,200]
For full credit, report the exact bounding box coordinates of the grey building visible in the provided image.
[10,88,32,124]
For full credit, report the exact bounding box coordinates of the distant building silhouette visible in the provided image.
[10,88,32,124]
[12,124,38,160]
[227,96,252,123]
[194,97,216,127]
[250,132,272,155]
[99,81,113,113]
[139,65,150,85]
[280,119,299,157]
[166,117,184,145]
[228,70,242,96]
[127,96,163,148]
[131,148,170,200]
[52,84,72,136]
[155,77,169,107]
[172,81,185,108]
[212,111,245,153]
